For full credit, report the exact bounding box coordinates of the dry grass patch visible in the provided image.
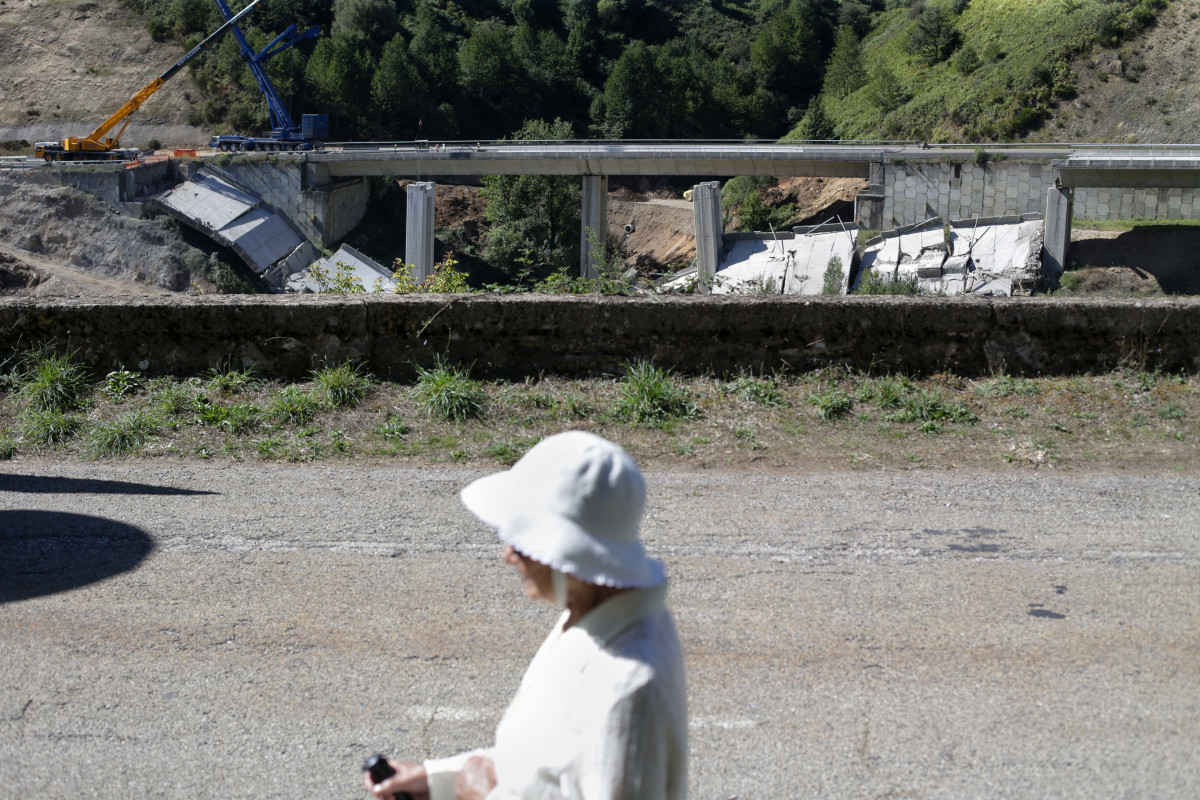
[0,359,1196,471]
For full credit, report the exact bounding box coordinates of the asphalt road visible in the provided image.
[2,459,1198,799]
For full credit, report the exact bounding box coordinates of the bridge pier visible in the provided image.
[580,175,609,278]
[692,181,723,294]
[1043,184,1073,287]
[406,181,436,282]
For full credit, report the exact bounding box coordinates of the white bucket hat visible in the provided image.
[460,431,664,589]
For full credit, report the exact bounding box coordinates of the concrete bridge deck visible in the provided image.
[309,141,1074,178]
[1056,149,1200,188]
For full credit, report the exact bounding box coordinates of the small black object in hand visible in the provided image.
[363,753,414,800]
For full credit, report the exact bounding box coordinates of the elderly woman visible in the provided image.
[366,431,688,800]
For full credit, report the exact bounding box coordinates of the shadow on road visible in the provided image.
[0,473,218,496]
[0,511,154,603]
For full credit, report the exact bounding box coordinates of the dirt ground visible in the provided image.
[0,176,211,293]
[1065,226,1200,295]
[1044,0,1200,144]
[0,0,207,148]
[0,246,167,296]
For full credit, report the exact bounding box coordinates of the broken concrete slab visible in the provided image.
[855,216,1043,296]
[286,244,394,294]
[157,171,258,231]
[152,167,314,290]
[950,215,1043,295]
[658,224,858,295]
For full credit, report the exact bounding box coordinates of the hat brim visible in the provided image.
[461,471,664,589]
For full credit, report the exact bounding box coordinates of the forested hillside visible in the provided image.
[120,0,1176,144]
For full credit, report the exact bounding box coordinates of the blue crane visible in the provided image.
[208,0,328,152]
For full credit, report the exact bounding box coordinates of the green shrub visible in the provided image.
[809,389,854,420]
[414,359,485,421]
[976,376,1041,398]
[221,403,262,435]
[854,270,920,295]
[312,362,372,408]
[865,376,912,409]
[208,363,256,395]
[90,410,160,456]
[20,352,90,412]
[154,383,195,416]
[821,256,845,295]
[269,385,321,425]
[103,368,143,402]
[22,409,82,445]
[375,412,412,440]
[612,360,699,427]
[1159,403,1185,420]
[728,375,786,407]
[193,395,229,426]
[889,390,978,425]
[0,432,17,460]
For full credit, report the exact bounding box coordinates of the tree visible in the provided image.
[908,4,961,64]
[371,34,427,137]
[596,41,664,139]
[821,256,844,295]
[791,97,836,141]
[749,0,831,105]
[481,119,582,281]
[305,32,375,132]
[332,0,399,55]
[868,64,906,114]
[822,26,867,99]
[458,21,523,104]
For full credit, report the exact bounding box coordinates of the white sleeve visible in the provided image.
[424,748,493,800]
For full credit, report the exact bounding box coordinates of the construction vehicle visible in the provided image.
[34,0,262,163]
[206,0,328,153]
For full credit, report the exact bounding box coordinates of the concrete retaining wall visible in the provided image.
[878,158,1200,228]
[21,166,123,208]
[219,158,369,246]
[1,295,1196,378]
[881,160,1047,227]
[1073,186,1200,220]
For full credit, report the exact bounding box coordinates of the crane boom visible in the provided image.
[35,0,262,162]
[208,0,324,152]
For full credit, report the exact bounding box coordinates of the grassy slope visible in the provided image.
[818,0,1170,143]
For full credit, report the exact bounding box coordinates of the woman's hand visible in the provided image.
[364,758,430,800]
[453,755,497,800]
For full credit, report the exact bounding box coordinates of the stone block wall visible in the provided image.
[878,158,1200,228]
[1,295,1196,379]
[881,160,1047,227]
[1072,186,1199,220]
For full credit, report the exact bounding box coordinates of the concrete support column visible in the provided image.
[692,181,722,294]
[405,181,436,282]
[1043,184,1073,287]
[856,160,885,229]
[580,175,609,278]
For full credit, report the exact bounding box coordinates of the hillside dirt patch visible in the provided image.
[1064,226,1200,296]
[1045,0,1200,144]
[0,177,208,293]
[773,176,865,225]
[0,0,207,148]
